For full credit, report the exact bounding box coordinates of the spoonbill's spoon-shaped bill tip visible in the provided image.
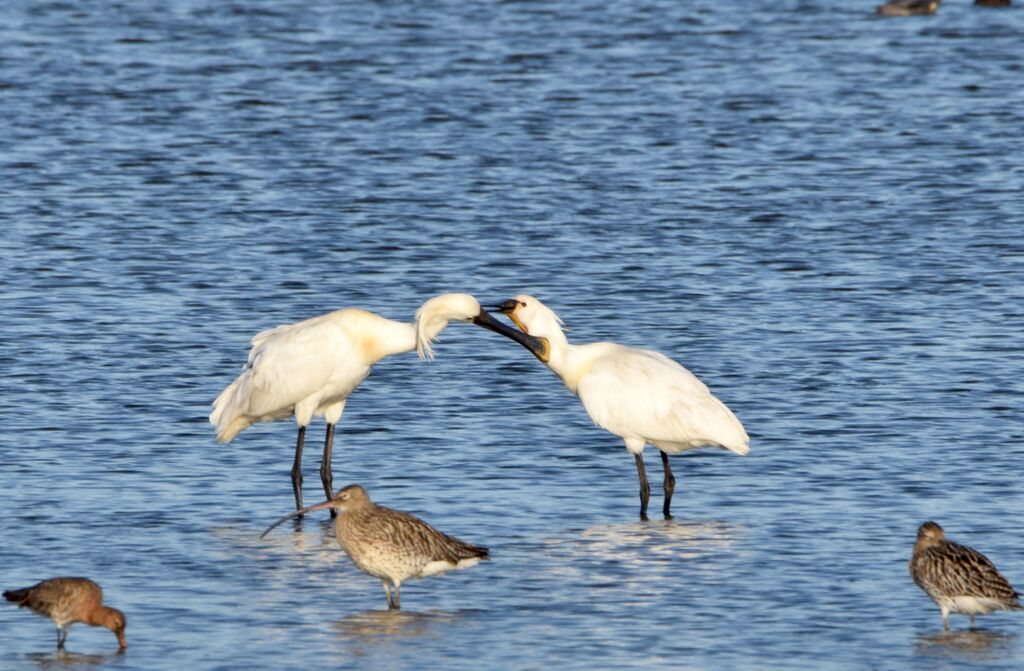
[471,308,551,362]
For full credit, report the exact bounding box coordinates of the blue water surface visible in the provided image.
[1,1,1023,669]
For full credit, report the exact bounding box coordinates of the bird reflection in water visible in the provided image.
[333,609,464,645]
[915,628,1017,660]
[551,519,743,567]
[292,517,338,557]
[27,650,125,669]
[243,517,339,559]
[544,520,745,577]
[211,517,339,565]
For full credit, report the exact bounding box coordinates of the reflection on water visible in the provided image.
[560,519,743,565]
[212,516,339,561]
[915,628,1019,660]
[528,519,744,601]
[334,609,466,645]
[26,650,125,669]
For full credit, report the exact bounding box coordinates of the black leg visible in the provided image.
[321,423,337,518]
[291,426,306,514]
[56,628,65,650]
[634,453,650,521]
[661,451,676,520]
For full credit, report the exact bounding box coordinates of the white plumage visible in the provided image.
[577,345,749,456]
[210,293,501,513]
[496,295,749,519]
[211,309,376,442]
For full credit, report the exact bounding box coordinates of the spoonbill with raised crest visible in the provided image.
[211,293,535,514]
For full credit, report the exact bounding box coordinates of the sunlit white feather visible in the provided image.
[211,294,484,442]
[507,294,749,458]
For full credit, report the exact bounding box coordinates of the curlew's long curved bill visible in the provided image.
[473,308,550,363]
[259,499,338,539]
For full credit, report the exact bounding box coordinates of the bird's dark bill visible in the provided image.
[494,300,529,333]
[472,309,550,362]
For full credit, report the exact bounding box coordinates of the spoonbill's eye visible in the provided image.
[520,301,527,308]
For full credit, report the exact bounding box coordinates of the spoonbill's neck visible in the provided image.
[348,311,419,364]
[543,336,626,397]
[388,322,420,361]
[534,324,581,391]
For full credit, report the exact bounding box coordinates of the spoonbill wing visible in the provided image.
[577,346,748,454]
[235,314,366,418]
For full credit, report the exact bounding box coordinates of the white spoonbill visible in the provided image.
[210,293,534,514]
[492,295,749,520]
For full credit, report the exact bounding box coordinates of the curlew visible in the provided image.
[910,521,1022,631]
[4,577,126,651]
[261,484,489,609]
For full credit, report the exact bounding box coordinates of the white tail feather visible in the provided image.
[420,557,481,577]
[210,373,252,442]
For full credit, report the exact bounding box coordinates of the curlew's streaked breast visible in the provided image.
[261,484,489,610]
[909,521,1022,631]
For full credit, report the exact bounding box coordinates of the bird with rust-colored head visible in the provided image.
[4,577,126,651]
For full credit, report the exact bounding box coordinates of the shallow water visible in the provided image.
[2,0,1023,669]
